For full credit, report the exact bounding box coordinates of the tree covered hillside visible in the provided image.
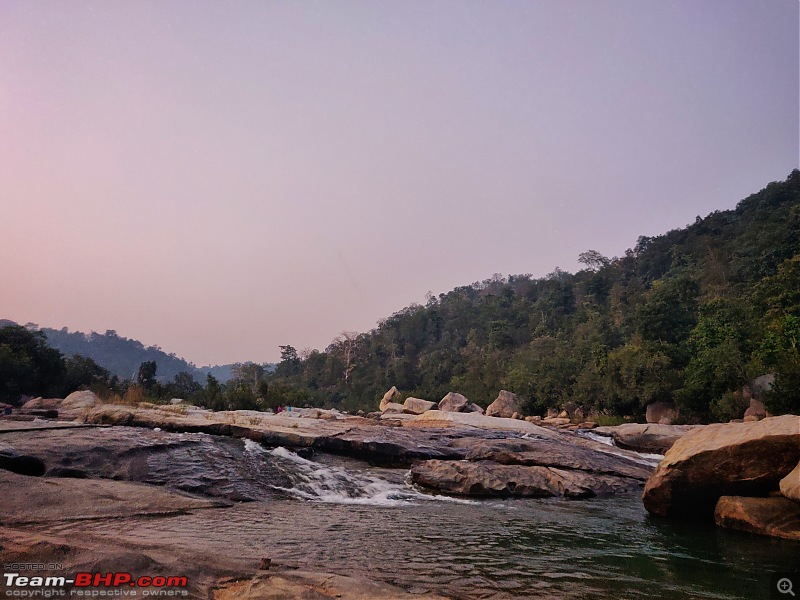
[264,171,800,421]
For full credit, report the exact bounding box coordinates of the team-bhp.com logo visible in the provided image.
[4,572,188,597]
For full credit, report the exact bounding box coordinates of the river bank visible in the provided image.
[2,395,799,599]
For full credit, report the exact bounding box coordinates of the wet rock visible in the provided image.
[438,392,469,413]
[411,460,644,498]
[449,436,652,480]
[780,462,800,503]
[645,402,678,425]
[714,496,800,540]
[486,390,523,418]
[0,427,293,501]
[379,386,401,411]
[403,397,437,414]
[642,415,800,519]
[594,423,700,454]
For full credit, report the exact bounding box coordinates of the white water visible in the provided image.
[245,440,473,506]
[579,430,664,464]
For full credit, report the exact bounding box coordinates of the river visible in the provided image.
[37,440,799,599]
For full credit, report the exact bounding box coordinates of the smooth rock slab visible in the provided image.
[714,496,800,540]
[411,460,644,498]
[642,415,800,518]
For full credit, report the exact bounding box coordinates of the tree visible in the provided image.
[137,361,157,390]
[0,325,65,404]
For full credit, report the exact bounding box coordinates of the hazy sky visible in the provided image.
[1,1,798,366]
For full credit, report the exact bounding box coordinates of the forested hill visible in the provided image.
[0,323,235,383]
[266,170,800,421]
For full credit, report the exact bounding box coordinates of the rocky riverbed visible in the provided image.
[2,393,799,599]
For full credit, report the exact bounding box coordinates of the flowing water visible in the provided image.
[39,440,799,599]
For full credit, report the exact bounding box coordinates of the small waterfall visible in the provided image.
[244,441,472,506]
[578,430,664,465]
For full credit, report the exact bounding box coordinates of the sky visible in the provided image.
[1,1,798,366]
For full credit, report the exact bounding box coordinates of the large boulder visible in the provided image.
[780,461,800,503]
[645,402,678,425]
[21,397,61,410]
[485,390,523,418]
[61,390,101,410]
[714,496,800,540]
[438,392,469,413]
[379,387,401,411]
[410,460,643,498]
[402,398,437,415]
[642,415,800,518]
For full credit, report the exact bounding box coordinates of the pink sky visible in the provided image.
[1,1,797,365]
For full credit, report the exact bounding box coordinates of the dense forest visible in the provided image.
[2,172,798,422]
[0,322,238,383]
[260,171,800,421]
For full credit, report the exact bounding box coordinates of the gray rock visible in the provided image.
[438,392,469,413]
[645,402,678,425]
[402,398,437,415]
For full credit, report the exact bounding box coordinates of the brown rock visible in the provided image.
[213,571,450,600]
[780,461,800,503]
[645,402,678,425]
[486,390,523,418]
[379,386,401,411]
[542,417,570,426]
[438,392,469,413]
[61,390,101,410]
[464,403,484,414]
[743,398,766,421]
[558,410,569,419]
[642,415,800,519]
[410,460,644,498]
[714,496,800,540]
[381,402,405,414]
[402,397,437,415]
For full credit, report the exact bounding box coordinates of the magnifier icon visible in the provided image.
[778,578,796,596]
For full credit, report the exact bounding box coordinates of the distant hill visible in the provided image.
[0,322,244,383]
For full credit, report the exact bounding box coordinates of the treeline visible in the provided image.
[0,324,273,409]
[261,171,800,421]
